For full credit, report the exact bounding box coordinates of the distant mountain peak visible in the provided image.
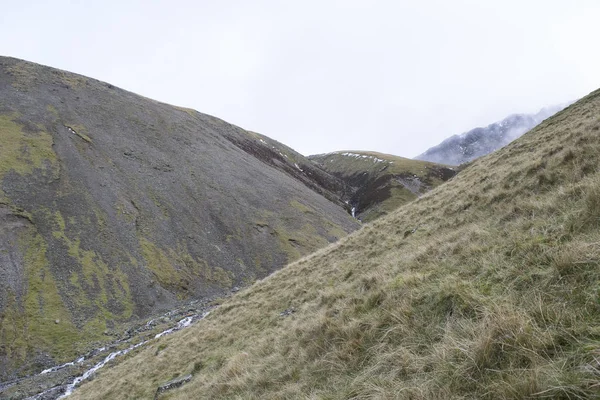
[416,102,572,165]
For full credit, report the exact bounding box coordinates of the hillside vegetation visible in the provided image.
[310,151,455,221]
[0,56,358,379]
[73,90,600,398]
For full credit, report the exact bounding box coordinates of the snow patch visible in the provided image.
[339,152,386,163]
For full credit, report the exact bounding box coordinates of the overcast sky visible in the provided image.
[1,1,599,157]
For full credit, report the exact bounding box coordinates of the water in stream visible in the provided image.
[2,306,214,400]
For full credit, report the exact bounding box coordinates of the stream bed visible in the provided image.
[0,299,217,400]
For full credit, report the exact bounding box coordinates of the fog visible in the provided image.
[1,0,598,157]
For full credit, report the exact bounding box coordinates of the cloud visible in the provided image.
[0,0,597,157]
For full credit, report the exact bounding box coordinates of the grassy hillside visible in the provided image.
[0,56,359,379]
[71,91,600,399]
[310,151,456,221]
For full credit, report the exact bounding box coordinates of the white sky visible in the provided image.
[1,1,599,157]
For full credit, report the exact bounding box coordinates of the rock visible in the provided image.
[154,374,192,399]
[279,307,296,317]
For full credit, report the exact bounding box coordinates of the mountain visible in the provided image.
[415,104,570,165]
[0,56,359,379]
[71,90,600,399]
[223,130,352,209]
[309,151,456,222]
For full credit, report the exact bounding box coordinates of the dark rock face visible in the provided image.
[415,105,570,166]
[0,56,359,379]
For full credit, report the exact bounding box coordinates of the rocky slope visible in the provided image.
[415,104,569,165]
[309,151,456,222]
[223,130,352,210]
[0,56,359,380]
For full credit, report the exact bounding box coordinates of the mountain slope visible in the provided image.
[223,130,352,209]
[310,151,456,222]
[72,89,600,399]
[0,56,359,379]
[416,104,569,165]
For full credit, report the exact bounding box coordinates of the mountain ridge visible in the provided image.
[415,103,571,165]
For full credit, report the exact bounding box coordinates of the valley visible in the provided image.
[69,88,600,399]
[0,56,598,399]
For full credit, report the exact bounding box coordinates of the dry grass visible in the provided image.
[73,89,600,399]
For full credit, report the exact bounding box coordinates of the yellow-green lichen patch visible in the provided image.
[57,72,88,89]
[168,244,234,289]
[52,211,134,329]
[139,238,183,289]
[6,61,88,90]
[20,229,81,361]
[147,189,170,219]
[115,200,136,223]
[175,106,199,119]
[6,62,40,90]
[210,267,234,289]
[275,223,330,262]
[290,200,315,214]
[46,104,59,117]
[326,222,349,241]
[0,290,28,365]
[0,113,59,200]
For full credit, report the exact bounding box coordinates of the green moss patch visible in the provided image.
[0,113,58,201]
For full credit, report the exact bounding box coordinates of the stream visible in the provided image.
[0,301,215,400]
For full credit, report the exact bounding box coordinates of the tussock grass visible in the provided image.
[74,90,600,399]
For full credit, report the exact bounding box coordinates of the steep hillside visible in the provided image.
[416,104,569,165]
[0,56,359,379]
[310,151,456,222]
[223,130,352,209]
[72,89,600,399]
